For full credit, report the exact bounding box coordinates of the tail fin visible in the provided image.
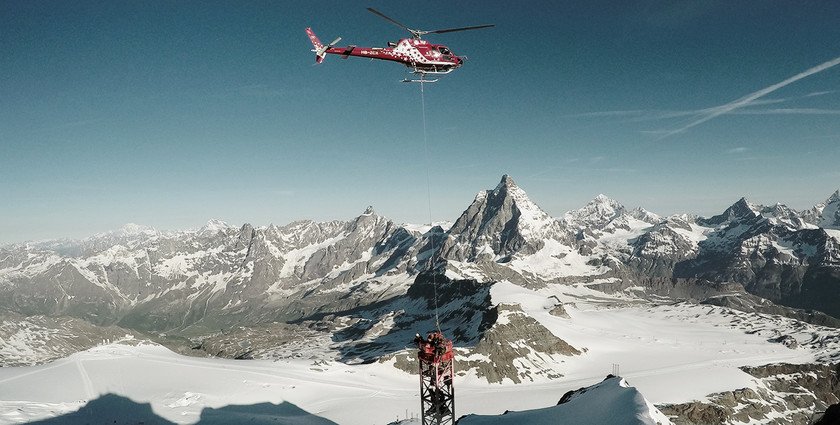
[306,27,340,64]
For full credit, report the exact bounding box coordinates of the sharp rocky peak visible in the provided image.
[348,205,390,234]
[816,189,840,229]
[827,189,840,204]
[442,175,563,261]
[728,197,761,218]
[495,174,518,190]
[698,197,760,227]
[490,174,532,203]
[353,205,384,225]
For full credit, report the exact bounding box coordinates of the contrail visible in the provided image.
[659,55,840,138]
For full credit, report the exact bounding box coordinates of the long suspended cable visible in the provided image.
[419,79,441,332]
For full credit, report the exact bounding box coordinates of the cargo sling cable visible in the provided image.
[419,79,440,333]
[416,79,456,425]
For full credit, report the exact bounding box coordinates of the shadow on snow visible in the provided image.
[25,393,338,425]
[298,273,494,364]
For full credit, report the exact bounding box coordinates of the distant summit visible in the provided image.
[441,175,567,262]
[697,197,758,227]
[199,219,232,236]
[564,193,626,230]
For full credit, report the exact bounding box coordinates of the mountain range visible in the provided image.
[2,174,838,332]
[2,174,840,424]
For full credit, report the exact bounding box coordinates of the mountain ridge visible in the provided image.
[3,175,839,326]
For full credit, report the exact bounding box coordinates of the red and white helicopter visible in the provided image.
[306,8,493,82]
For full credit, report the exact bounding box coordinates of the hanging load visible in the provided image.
[414,331,455,425]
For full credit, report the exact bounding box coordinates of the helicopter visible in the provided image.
[306,8,493,82]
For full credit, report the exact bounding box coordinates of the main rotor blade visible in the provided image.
[366,8,413,33]
[427,24,495,35]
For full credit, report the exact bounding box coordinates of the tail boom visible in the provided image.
[306,27,340,64]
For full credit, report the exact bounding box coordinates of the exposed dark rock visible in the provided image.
[813,402,840,425]
[700,293,840,328]
[659,363,840,425]
[457,303,579,384]
[0,313,146,366]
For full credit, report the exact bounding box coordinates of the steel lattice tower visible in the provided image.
[416,331,455,425]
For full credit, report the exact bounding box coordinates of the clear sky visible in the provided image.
[2,1,840,244]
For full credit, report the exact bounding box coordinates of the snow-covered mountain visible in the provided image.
[440,175,570,263]
[0,206,425,333]
[803,190,840,229]
[3,175,839,324]
[2,175,840,424]
[2,174,839,333]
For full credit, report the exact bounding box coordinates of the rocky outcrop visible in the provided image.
[0,312,145,366]
[659,363,840,425]
[457,303,580,384]
[191,321,330,361]
[700,293,840,328]
[813,402,840,425]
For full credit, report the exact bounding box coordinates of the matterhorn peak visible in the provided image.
[489,174,536,208]
[443,175,565,262]
[495,174,518,190]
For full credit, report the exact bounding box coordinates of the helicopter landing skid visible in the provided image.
[402,78,438,83]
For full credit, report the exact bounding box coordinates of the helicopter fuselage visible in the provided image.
[323,38,463,74]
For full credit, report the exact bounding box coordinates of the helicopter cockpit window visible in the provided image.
[437,46,451,55]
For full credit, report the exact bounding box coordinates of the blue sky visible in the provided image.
[2,1,840,244]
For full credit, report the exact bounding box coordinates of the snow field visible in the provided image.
[0,280,832,424]
[489,281,817,403]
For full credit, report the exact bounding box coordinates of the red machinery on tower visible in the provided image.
[414,331,455,425]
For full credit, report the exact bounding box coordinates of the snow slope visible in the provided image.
[2,279,836,425]
[0,340,418,425]
[487,281,827,402]
[459,376,671,425]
